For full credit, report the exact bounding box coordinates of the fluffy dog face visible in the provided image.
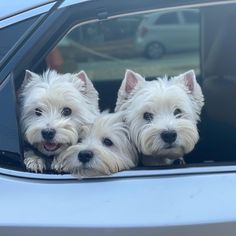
[54,113,138,177]
[19,70,99,156]
[115,70,204,165]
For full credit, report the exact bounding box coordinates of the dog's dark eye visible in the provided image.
[103,138,113,147]
[143,112,153,122]
[174,108,182,118]
[35,108,42,116]
[77,138,82,143]
[62,107,72,116]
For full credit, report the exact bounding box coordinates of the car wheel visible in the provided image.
[145,42,165,59]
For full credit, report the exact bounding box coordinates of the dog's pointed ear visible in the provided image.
[75,70,99,103]
[23,70,39,83]
[124,69,144,93]
[178,70,196,93]
[124,69,145,93]
[115,69,145,111]
[75,71,96,94]
[176,70,204,118]
[75,71,99,113]
[76,70,88,84]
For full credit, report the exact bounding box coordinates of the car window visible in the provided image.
[154,12,179,25]
[182,10,199,24]
[5,1,236,177]
[47,10,200,82]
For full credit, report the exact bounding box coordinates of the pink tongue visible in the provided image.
[44,143,58,151]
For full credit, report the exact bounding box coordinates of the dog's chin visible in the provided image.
[141,145,185,166]
[154,145,185,160]
[72,164,111,177]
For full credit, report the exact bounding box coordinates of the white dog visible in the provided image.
[115,69,204,166]
[19,69,99,173]
[52,112,138,177]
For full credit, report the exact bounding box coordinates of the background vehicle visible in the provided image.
[1,0,236,235]
[135,10,199,59]
[60,16,142,61]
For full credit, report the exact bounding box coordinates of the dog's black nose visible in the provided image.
[161,130,177,144]
[41,129,56,141]
[78,150,93,163]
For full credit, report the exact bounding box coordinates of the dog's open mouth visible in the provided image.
[43,142,61,152]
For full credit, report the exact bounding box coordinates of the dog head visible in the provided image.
[54,112,138,177]
[115,69,204,165]
[19,69,99,156]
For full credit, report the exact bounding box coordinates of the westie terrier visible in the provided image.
[52,112,138,177]
[115,69,204,166]
[19,69,99,173]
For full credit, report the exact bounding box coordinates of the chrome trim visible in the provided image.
[1,165,236,181]
[59,0,91,9]
[105,0,236,20]
[59,0,236,13]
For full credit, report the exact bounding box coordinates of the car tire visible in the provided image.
[145,42,165,59]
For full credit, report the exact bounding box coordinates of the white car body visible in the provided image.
[1,166,236,235]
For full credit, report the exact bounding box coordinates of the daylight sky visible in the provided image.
[0,1,52,19]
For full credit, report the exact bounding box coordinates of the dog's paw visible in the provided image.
[51,157,71,174]
[24,152,46,173]
[51,158,62,172]
[173,158,186,165]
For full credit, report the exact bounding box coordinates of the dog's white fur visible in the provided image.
[52,112,138,177]
[19,69,99,172]
[115,69,204,166]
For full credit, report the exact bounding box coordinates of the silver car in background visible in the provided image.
[135,10,199,59]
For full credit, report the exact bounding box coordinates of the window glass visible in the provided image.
[154,12,179,25]
[47,9,200,81]
[182,10,199,23]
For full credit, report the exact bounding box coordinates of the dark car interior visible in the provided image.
[1,1,236,173]
[197,5,236,164]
